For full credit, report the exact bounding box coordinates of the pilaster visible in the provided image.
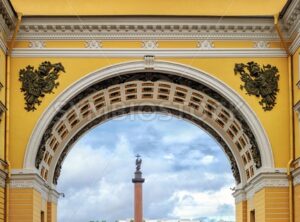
[293,164,300,222]
[9,172,59,222]
[233,171,290,222]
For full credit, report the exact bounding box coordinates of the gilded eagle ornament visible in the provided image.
[19,61,65,111]
[234,61,279,111]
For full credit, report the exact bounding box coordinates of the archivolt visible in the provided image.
[24,60,274,187]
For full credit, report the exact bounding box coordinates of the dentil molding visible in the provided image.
[17,17,281,41]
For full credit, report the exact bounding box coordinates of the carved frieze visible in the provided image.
[234,61,280,111]
[197,40,214,49]
[142,40,158,49]
[253,41,270,49]
[85,40,102,49]
[28,40,46,49]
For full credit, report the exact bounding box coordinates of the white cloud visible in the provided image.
[200,155,215,165]
[57,115,235,222]
[169,186,235,219]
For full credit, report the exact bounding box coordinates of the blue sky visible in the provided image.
[57,114,235,222]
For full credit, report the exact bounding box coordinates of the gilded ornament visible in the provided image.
[234,61,279,111]
[19,61,65,111]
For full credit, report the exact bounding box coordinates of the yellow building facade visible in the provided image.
[0,0,300,221]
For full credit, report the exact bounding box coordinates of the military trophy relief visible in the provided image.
[19,61,65,111]
[234,61,279,111]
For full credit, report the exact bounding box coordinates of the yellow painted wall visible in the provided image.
[47,202,57,222]
[8,55,290,169]
[253,189,265,222]
[9,188,35,222]
[252,187,289,222]
[295,184,300,222]
[0,187,4,222]
[236,201,247,222]
[0,49,6,161]
[10,0,286,16]
[9,188,47,222]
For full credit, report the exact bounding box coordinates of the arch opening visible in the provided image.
[23,61,274,188]
[57,113,236,222]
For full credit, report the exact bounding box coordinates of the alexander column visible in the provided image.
[132,154,145,222]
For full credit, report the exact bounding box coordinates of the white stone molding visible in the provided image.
[197,40,214,49]
[142,40,158,49]
[11,48,287,58]
[244,171,289,199]
[232,188,247,203]
[0,0,16,30]
[10,171,60,203]
[289,32,300,55]
[144,55,155,69]
[282,0,300,36]
[24,60,275,187]
[0,36,7,53]
[17,17,280,41]
[85,40,102,49]
[253,41,270,49]
[28,40,46,49]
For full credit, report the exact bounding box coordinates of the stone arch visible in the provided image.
[23,60,274,188]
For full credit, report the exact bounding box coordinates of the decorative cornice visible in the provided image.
[282,0,300,36]
[244,171,288,199]
[17,17,280,41]
[10,172,60,203]
[232,189,246,203]
[0,0,16,30]
[289,32,300,54]
[11,48,287,58]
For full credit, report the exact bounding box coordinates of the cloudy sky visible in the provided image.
[57,114,235,222]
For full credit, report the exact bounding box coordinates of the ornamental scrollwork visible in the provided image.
[19,61,65,111]
[234,61,279,111]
